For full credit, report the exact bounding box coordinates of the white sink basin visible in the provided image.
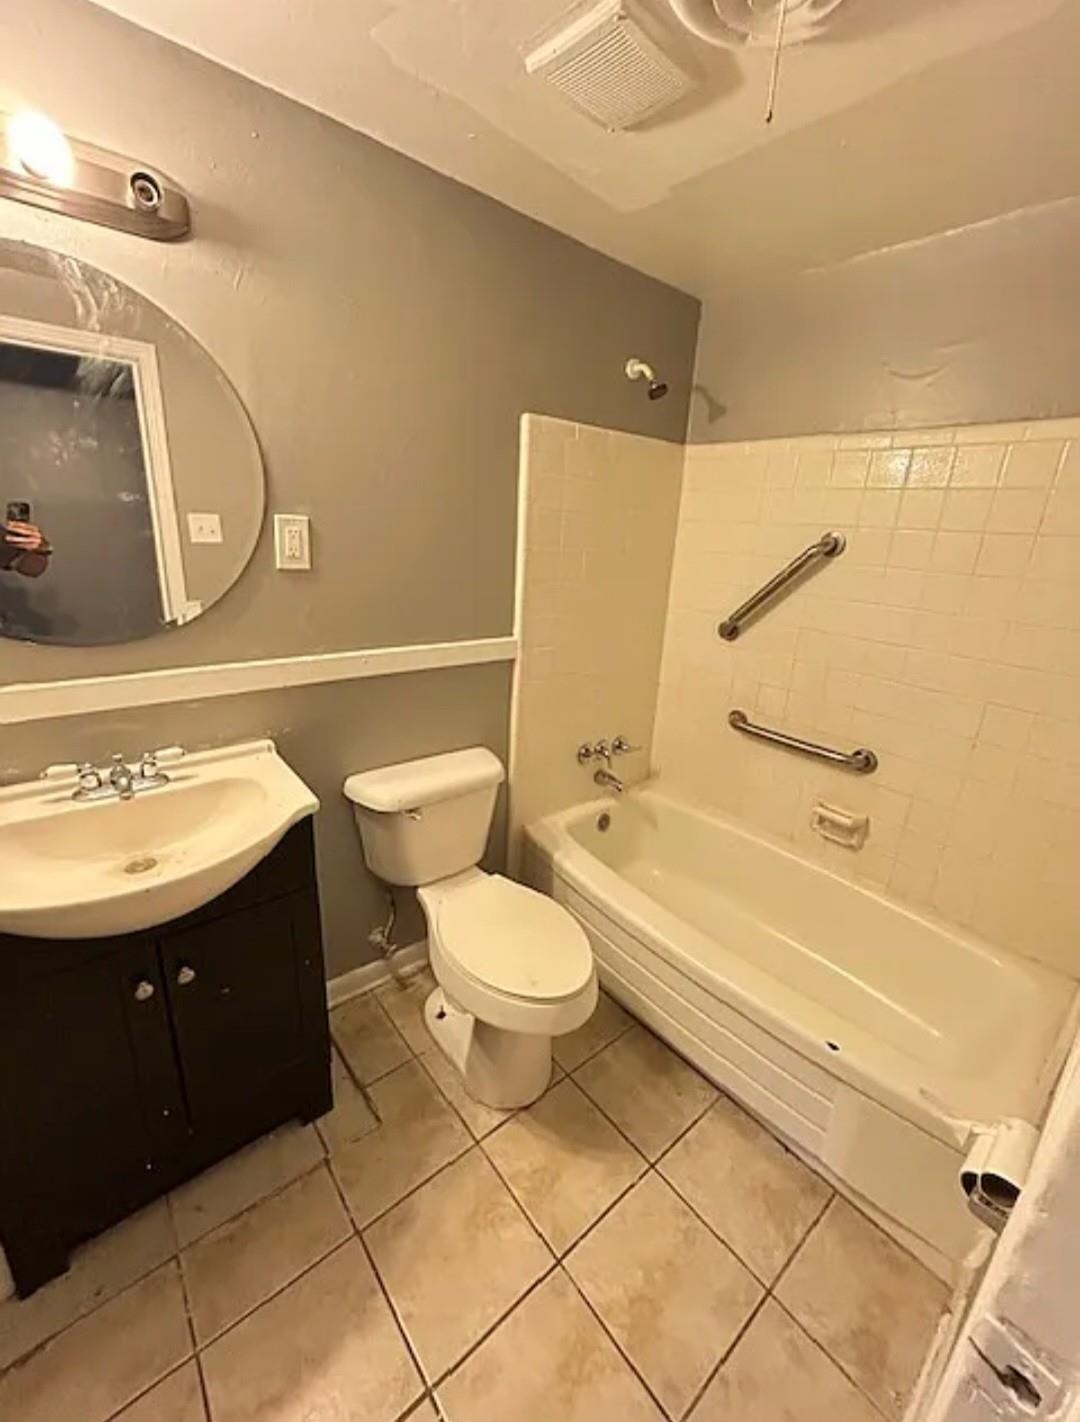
[0,739,318,939]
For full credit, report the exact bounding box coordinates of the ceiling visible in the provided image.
[85,0,1080,300]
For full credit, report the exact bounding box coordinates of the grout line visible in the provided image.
[98,1358,202,1422]
[173,1152,330,1253]
[681,1288,772,1421]
[194,1351,214,1422]
[0,1248,182,1378]
[423,1259,562,1395]
[478,1122,645,1265]
[766,1189,836,1301]
[328,1133,475,1236]
[319,1153,431,1418]
[769,1294,895,1421]
[551,1011,635,1075]
[566,1044,718,1167]
[557,1262,675,1419]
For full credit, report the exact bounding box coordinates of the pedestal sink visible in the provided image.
[0,739,318,939]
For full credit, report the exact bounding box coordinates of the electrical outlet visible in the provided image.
[274,513,311,570]
[187,512,223,544]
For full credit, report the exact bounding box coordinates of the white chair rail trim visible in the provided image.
[0,637,518,724]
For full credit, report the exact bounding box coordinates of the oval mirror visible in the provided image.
[0,240,264,646]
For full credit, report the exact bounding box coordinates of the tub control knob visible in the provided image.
[133,980,155,1002]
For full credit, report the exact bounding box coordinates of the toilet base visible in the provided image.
[423,988,553,1110]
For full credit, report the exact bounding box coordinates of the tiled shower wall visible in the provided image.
[509,416,682,858]
[654,417,1080,977]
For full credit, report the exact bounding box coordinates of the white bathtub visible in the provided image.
[526,787,1078,1277]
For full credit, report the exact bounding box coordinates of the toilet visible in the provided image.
[343,747,597,1108]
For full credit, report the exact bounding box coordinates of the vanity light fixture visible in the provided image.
[0,110,190,241]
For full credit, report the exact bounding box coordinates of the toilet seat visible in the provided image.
[419,870,597,1036]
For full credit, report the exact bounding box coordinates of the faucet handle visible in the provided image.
[138,750,159,779]
[577,742,597,765]
[611,735,641,756]
[76,761,104,791]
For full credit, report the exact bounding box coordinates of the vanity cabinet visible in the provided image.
[0,818,331,1298]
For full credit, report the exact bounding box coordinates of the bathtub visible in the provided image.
[526,786,1078,1278]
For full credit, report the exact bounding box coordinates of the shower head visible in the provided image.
[625,356,669,401]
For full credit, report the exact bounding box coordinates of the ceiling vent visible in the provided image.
[524,0,698,131]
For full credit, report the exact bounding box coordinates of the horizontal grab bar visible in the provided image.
[728,709,878,774]
[718,531,845,641]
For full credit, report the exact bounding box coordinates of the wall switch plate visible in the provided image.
[187,512,223,544]
[274,513,311,570]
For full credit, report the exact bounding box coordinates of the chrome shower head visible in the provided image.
[625,356,669,401]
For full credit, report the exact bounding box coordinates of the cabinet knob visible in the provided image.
[133,980,155,1002]
[176,965,197,987]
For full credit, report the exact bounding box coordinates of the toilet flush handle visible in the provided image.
[404,808,422,821]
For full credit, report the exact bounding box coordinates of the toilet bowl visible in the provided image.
[343,748,596,1108]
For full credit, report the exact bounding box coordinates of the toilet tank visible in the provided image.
[343,747,505,887]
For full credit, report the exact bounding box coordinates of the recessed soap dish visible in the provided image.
[811,802,868,850]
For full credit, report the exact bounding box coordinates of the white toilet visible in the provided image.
[343,747,596,1108]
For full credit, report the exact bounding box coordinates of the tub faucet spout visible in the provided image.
[594,767,624,794]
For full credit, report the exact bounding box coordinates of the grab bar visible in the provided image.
[718,531,845,641]
[729,709,878,773]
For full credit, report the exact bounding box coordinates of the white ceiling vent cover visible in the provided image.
[524,0,697,131]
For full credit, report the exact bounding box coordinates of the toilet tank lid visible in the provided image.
[343,747,505,812]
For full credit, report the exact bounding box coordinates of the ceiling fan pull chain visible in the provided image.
[765,0,791,123]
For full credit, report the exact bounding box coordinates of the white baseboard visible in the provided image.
[326,940,429,1008]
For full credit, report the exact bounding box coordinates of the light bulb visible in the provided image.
[8,111,74,185]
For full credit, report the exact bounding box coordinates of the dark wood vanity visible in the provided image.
[0,818,332,1298]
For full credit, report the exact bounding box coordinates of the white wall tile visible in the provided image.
[510,418,682,859]
[654,418,1080,976]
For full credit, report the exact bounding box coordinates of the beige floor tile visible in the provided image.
[201,1239,422,1422]
[375,968,437,1054]
[365,1149,552,1380]
[566,1173,763,1419]
[113,1362,207,1422]
[483,1079,646,1254]
[690,1300,881,1422]
[658,1096,832,1282]
[331,1060,471,1228]
[776,1198,948,1419]
[439,1269,664,1421]
[0,1263,191,1422]
[419,1047,517,1139]
[170,1124,324,1248]
[316,1047,379,1154]
[183,1165,351,1343]
[575,1025,717,1160]
[0,1200,176,1371]
[331,992,412,1083]
[552,988,634,1072]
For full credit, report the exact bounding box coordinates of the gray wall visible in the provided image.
[0,0,699,976]
[691,197,1080,443]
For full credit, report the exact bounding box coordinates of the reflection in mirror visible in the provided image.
[0,240,265,648]
[0,317,191,645]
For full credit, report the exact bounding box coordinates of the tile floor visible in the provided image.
[0,970,949,1422]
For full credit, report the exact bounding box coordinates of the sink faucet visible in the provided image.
[72,750,174,803]
[109,754,136,801]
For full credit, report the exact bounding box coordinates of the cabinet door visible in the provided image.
[159,899,308,1127]
[0,936,184,1262]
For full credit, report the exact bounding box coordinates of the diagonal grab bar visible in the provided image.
[728,709,878,773]
[717,531,845,641]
